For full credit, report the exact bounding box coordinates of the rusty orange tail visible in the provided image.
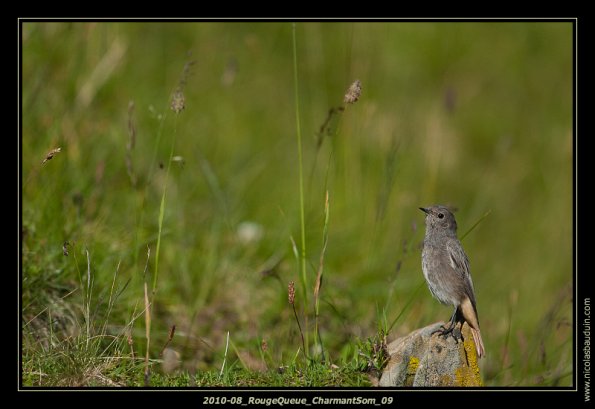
[460,297,485,358]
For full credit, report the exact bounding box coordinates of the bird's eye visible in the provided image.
[438,213,444,219]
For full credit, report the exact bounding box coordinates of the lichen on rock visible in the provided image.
[378,322,483,387]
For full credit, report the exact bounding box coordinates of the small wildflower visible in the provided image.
[237,221,264,244]
[344,79,362,104]
[172,156,185,169]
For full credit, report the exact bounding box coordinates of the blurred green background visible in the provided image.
[21,22,573,386]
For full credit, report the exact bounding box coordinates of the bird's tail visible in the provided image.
[460,297,485,359]
[470,327,485,359]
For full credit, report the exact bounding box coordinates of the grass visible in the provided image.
[292,23,310,359]
[21,21,573,387]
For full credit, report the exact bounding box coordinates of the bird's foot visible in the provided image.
[431,324,463,343]
[431,324,454,337]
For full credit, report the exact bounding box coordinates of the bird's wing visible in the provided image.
[446,238,477,306]
[446,238,470,276]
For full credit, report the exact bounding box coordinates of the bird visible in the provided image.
[419,205,485,358]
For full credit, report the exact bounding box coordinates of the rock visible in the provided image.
[379,321,483,387]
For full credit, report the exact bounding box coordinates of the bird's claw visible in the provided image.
[431,324,463,343]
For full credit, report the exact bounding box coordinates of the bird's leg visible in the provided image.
[448,308,464,342]
[432,308,461,340]
[451,321,463,343]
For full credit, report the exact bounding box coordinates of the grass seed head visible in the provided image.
[288,281,295,305]
[171,89,185,113]
[344,80,362,104]
[42,147,62,164]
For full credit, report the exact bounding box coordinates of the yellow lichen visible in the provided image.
[441,374,454,386]
[407,356,419,375]
[403,356,419,386]
[454,324,484,386]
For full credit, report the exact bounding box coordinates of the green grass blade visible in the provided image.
[460,209,492,241]
[292,23,308,357]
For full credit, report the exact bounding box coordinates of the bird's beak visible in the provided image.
[419,207,429,214]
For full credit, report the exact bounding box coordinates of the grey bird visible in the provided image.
[419,205,485,358]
